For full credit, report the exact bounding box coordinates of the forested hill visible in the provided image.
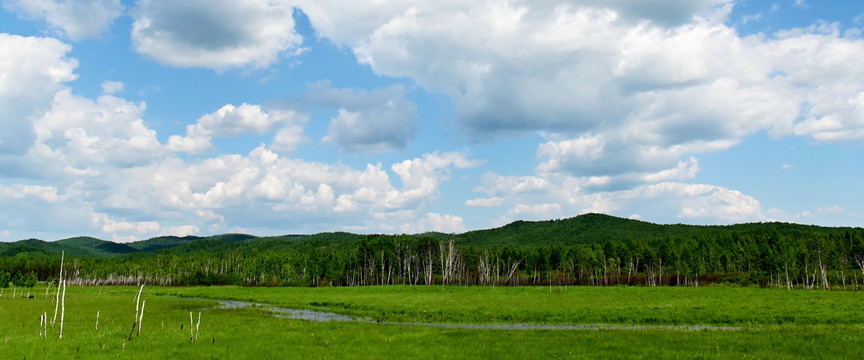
[0,213,858,259]
[456,213,854,247]
[3,213,864,289]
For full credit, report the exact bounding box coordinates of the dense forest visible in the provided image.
[2,214,864,290]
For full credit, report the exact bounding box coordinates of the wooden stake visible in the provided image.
[195,312,201,343]
[128,284,144,340]
[39,314,44,337]
[52,252,64,326]
[137,301,145,336]
[96,311,100,332]
[190,312,194,343]
[59,280,66,339]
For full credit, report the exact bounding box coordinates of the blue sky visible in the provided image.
[2,0,864,242]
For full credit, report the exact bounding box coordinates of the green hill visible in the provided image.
[55,236,138,256]
[2,213,861,259]
[455,213,671,247]
[456,213,856,248]
[126,235,206,252]
[6,238,103,257]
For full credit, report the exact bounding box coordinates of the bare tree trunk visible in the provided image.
[137,301,145,336]
[195,312,201,343]
[52,252,64,326]
[190,312,194,343]
[506,261,521,285]
[59,280,66,339]
[128,284,144,340]
[818,252,829,290]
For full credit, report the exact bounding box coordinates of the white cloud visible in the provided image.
[130,0,302,69]
[2,0,124,40]
[741,13,763,25]
[294,1,864,185]
[294,82,419,153]
[388,152,478,207]
[465,197,504,207]
[640,183,763,222]
[0,184,59,202]
[509,203,562,219]
[101,81,125,95]
[31,89,164,171]
[0,34,77,156]
[766,206,858,226]
[402,213,466,234]
[88,145,477,235]
[167,104,306,154]
[0,31,474,240]
[269,125,307,155]
[475,169,766,225]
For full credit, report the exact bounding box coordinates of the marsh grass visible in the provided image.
[1,284,862,359]
[151,285,864,326]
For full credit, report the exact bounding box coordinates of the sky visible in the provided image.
[1,0,864,242]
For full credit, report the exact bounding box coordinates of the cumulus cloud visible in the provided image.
[99,147,477,234]
[30,89,164,171]
[2,0,124,40]
[5,126,475,240]
[0,184,59,202]
[130,0,302,69]
[269,125,307,155]
[0,34,471,239]
[167,104,306,154]
[0,34,77,156]
[294,1,864,184]
[475,171,766,225]
[401,213,466,234]
[290,82,419,153]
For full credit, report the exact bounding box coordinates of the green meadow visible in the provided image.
[1,285,863,359]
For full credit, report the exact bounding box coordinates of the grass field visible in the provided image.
[1,285,862,359]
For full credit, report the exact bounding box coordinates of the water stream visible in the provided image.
[213,299,746,331]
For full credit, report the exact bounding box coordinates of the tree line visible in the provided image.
[3,227,864,289]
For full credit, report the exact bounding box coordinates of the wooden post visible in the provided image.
[52,252,64,326]
[128,284,144,340]
[195,312,201,343]
[189,312,194,343]
[59,280,66,339]
[137,301,145,336]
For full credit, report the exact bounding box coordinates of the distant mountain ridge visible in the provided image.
[0,213,858,258]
